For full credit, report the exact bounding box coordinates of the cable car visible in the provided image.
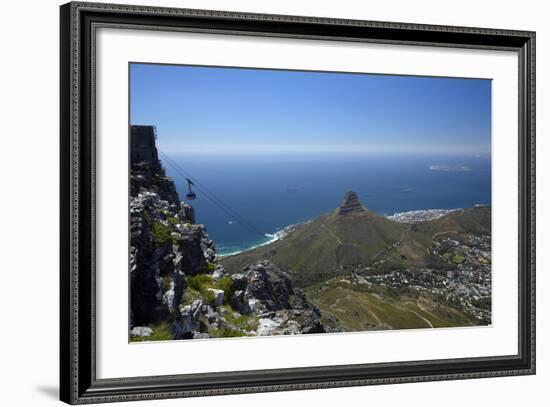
[185,178,197,200]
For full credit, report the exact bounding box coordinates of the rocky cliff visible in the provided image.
[130,159,212,327]
[130,143,326,341]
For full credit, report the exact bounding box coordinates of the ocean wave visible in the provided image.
[218,225,297,258]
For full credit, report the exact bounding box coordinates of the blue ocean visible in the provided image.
[164,153,491,256]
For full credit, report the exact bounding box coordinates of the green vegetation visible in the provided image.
[185,273,234,307]
[306,279,474,332]
[204,290,217,307]
[205,262,217,272]
[452,255,466,264]
[217,276,234,304]
[161,275,172,292]
[426,254,455,270]
[187,273,214,292]
[221,305,259,331]
[150,220,172,247]
[167,216,179,226]
[221,206,491,288]
[180,288,202,305]
[130,323,173,342]
[222,209,407,287]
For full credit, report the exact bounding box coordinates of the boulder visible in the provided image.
[181,203,195,223]
[207,288,224,306]
[256,318,279,336]
[212,267,226,280]
[231,273,248,291]
[296,310,326,334]
[243,261,294,311]
[248,298,260,313]
[130,326,153,337]
[203,248,217,263]
[177,228,208,276]
[172,299,203,339]
[230,290,250,315]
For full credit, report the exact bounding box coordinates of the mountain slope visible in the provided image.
[221,192,490,288]
[222,192,408,287]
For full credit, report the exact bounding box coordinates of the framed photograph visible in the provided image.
[60,2,535,404]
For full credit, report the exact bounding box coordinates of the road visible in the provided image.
[368,225,412,266]
[431,208,465,240]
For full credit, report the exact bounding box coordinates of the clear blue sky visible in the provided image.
[130,63,491,155]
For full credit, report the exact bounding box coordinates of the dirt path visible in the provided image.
[410,310,434,328]
[321,224,343,245]
[368,225,412,265]
[417,303,445,324]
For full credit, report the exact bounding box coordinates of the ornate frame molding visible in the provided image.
[60,2,535,404]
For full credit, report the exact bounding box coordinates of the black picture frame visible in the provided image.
[60,2,536,404]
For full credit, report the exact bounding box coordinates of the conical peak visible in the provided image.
[338,191,365,215]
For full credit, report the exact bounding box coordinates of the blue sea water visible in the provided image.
[164,153,491,256]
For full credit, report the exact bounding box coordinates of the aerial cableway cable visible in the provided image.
[158,151,266,239]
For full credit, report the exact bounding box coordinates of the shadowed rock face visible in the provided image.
[338,191,365,215]
[130,130,329,339]
[130,150,211,327]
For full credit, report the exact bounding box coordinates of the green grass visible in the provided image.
[452,255,466,264]
[205,262,217,272]
[217,276,234,304]
[306,280,475,332]
[187,273,214,292]
[221,306,259,331]
[167,216,179,226]
[185,273,234,307]
[221,206,491,288]
[204,290,217,307]
[150,220,172,247]
[180,288,202,305]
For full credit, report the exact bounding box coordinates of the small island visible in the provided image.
[429,165,472,172]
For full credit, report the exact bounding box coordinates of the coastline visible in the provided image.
[217,223,299,258]
[386,208,460,223]
[217,205,489,258]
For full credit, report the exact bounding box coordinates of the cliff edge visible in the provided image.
[129,126,326,340]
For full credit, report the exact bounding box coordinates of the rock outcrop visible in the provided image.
[129,129,327,340]
[168,260,326,339]
[338,190,365,214]
[130,155,215,328]
[234,261,325,335]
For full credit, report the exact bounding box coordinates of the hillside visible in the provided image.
[221,191,490,288]
[221,191,492,332]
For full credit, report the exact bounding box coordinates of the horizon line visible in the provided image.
[157,143,492,155]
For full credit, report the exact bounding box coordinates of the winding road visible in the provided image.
[367,225,412,266]
[431,209,465,240]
